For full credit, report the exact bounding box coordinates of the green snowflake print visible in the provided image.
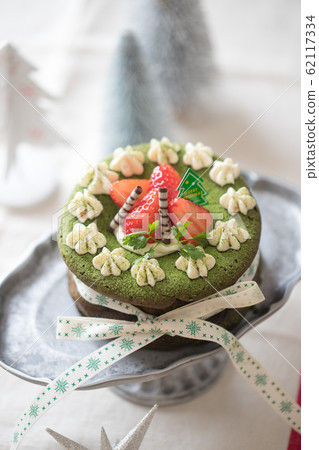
[86,357,101,372]
[54,378,69,394]
[186,321,201,336]
[236,351,245,363]
[13,432,19,443]
[255,373,267,386]
[120,338,135,351]
[280,401,293,414]
[71,323,87,338]
[150,326,162,335]
[225,289,237,295]
[248,264,255,276]
[109,324,124,336]
[96,294,109,306]
[28,404,39,418]
[221,332,230,346]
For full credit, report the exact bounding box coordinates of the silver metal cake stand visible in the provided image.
[0,172,300,406]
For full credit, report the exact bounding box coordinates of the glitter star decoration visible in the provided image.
[46,404,157,450]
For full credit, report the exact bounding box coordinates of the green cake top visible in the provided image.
[58,141,261,310]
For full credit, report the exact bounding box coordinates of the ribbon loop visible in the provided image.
[12,280,300,449]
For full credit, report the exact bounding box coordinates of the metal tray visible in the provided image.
[0,172,300,390]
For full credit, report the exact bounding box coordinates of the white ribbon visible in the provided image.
[12,277,300,448]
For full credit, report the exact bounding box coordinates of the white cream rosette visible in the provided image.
[207,218,249,252]
[131,258,165,287]
[175,248,216,279]
[219,187,256,216]
[92,247,130,277]
[147,137,180,165]
[68,190,103,223]
[80,161,119,195]
[183,142,214,170]
[209,157,240,186]
[66,223,106,255]
[110,146,145,177]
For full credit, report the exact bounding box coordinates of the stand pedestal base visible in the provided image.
[111,351,228,406]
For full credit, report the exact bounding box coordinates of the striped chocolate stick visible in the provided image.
[108,186,143,232]
[158,187,170,244]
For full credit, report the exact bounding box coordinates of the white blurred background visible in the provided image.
[0,1,300,449]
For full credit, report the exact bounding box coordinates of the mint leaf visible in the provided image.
[177,221,191,237]
[148,220,159,234]
[133,255,144,265]
[193,231,208,247]
[122,233,148,250]
[180,244,205,260]
[171,226,178,238]
[179,247,189,258]
[133,248,154,265]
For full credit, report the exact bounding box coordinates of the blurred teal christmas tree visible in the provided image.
[101,32,170,154]
[130,0,213,111]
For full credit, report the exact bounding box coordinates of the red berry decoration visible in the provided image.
[169,197,212,244]
[123,189,160,238]
[110,179,150,207]
[149,164,181,201]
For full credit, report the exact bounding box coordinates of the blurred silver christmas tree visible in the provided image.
[0,42,62,207]
[0,42,61,176]
[129,0,213,111]
[102,31,170,155]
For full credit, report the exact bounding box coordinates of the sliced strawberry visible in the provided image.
[110,179,150,207]
[123,189,160,238]
[168,197,212,245]
[149,164,181,201]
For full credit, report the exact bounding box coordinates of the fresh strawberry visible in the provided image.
[110,179,150,207]
[123,189,160,238]
[168,197,212,245]
[149,164,181,201]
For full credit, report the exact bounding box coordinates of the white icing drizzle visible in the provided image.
[219,187,256,216]
[66,223,106,255]
[131,258,165,287]
[209,158,240,186]
[207,218,249,252]
[68,189,103,223]
[110,146,145,177]
[175,248,216,279]
[80,161,119,195]
[183,142,214,170]
[92,247,130,276]
[147,137,180,165]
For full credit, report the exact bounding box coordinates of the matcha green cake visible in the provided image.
[58,138,261,348]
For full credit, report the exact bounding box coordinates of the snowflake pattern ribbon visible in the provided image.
[12,280,301,448]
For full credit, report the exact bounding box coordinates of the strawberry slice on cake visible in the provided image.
[168,197,212,245]
[110,164,211,244]
[149,164,181,201]
[123,189,160,238]
[110,179,150,207]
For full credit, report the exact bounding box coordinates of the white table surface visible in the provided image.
[0,1,300,448]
